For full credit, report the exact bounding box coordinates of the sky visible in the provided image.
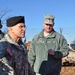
[0,0,75,44]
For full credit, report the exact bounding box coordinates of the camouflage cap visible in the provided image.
[44,14,55,25]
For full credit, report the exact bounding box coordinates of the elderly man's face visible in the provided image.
[11,23,26,38]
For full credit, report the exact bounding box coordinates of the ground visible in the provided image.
[61,66,75,75]
[60,51,75,75]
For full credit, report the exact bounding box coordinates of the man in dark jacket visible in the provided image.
[0,16,35,75]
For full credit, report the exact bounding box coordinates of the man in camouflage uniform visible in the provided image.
[0,20,4,40]
[28,14,69,75]
[0,16,35,75]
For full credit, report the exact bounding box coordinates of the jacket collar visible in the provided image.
[39,29,56,38]
[4,34,23,46]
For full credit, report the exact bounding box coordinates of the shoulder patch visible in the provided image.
[6,48,13,56]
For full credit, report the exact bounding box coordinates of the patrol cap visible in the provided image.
[6,16,25,27]
[44,14,55,25]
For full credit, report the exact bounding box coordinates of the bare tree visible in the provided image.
[0,8,11,25]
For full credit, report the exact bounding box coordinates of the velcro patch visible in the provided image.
[6,48,13,56]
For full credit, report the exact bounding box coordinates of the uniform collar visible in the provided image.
[4,34,23,46]
[39,29,56,38]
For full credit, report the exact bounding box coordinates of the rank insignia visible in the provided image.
[6,47,13,56]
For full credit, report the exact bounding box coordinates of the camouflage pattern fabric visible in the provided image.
[0,57,14,75]
[0,34,35,75]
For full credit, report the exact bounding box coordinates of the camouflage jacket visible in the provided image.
[28,30,69,74]
[0,34,35,75]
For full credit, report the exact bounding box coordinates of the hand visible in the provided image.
[48,49,55,55]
